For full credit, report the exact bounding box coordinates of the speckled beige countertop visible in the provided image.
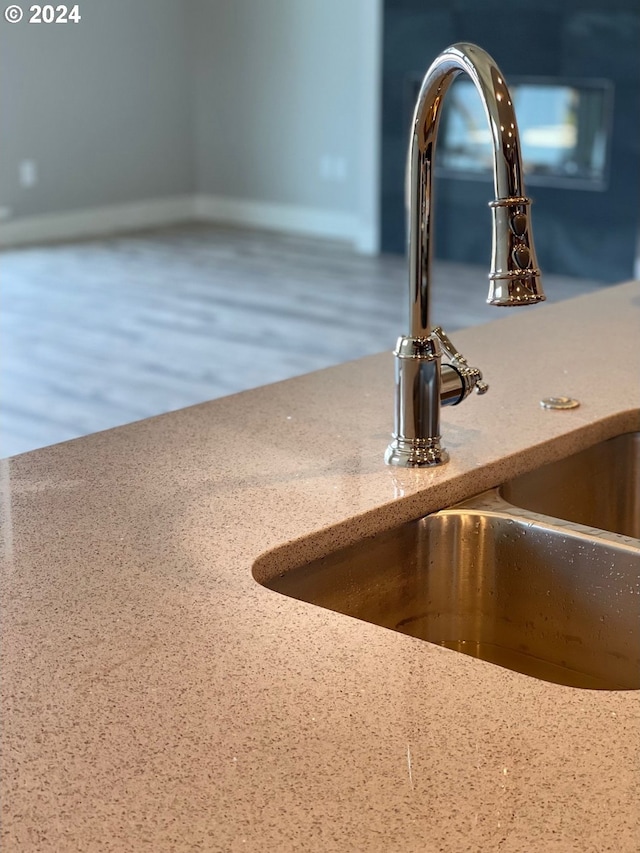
[1,282,639,852]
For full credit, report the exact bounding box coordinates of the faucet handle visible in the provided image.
[431,327,468,365]
[432,326,489,400]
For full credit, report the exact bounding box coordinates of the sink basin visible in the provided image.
[259,492,640,690]
[501,432,640,538]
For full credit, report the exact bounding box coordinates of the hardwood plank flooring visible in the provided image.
[1,223,603,458]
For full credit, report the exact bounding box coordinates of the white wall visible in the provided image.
[0,0,381,251]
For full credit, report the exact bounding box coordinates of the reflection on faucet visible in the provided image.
[385,43,545,468]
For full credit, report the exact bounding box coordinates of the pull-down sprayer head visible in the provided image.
[487,195,544,306]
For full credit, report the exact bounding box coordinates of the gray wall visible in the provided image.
[0,0,194,218]
[191,0,368,214]
[1,0,380,245]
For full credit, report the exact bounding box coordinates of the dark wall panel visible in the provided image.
[381,0,640,282]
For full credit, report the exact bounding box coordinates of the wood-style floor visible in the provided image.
[1,223,603,458]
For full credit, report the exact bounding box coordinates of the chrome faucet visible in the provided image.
[385,43,545,467]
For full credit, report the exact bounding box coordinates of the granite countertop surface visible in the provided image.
[1,282,639,852]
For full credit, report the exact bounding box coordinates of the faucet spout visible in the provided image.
[386,43,545,467]
[407,42,544,336]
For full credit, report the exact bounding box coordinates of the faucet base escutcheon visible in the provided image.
[385,436,449,468]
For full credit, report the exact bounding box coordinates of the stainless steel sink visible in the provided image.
[257,433,640,690]
[501,432,640,538]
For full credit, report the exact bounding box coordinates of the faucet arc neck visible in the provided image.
[406,42,528,337]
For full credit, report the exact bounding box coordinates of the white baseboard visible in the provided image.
[0,193,379,254]
[194,194,364,246]
[0,196,196,247]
